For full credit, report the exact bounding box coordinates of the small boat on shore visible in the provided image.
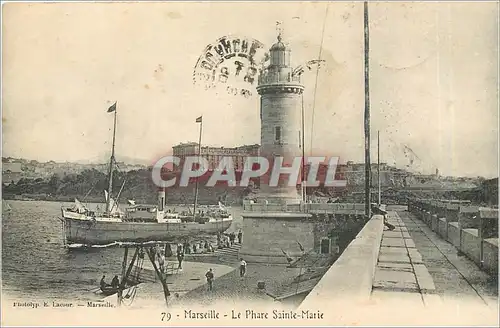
[99,285,120,296]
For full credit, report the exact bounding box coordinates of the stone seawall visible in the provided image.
[408,199,498,276]
[298,214,384,309]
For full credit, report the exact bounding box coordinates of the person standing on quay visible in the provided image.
[205,268,214,291]
[177,244,184,270]
[237,229,243,244]
[158,248,165,274]
[239,258,247,278]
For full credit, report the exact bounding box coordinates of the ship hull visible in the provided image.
[62,217,232,245]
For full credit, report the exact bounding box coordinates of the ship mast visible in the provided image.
[193,116,203,219]
[106,102,117,213]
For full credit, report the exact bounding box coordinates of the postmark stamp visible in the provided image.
[193,35,269,98]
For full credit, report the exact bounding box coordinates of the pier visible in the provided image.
[298,201,498,325]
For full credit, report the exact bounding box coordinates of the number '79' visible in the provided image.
[161,312,171,321]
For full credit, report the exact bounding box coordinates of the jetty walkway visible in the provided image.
[300,203,498,326]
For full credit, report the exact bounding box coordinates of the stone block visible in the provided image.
[447,222,461,249]
[408,248,423,264]
[377,262,413,271]
[431,214,439,232]
[426,211,432,225]
[479,208,498,239]
[413,264,435,292]
[383,231,403,238]
[380,246,407,254]
[460,228,481,266]
[373,267,419,291]
[446,205,459,223]
[382,238,405,247]
[482,238,498,275]
[379,254,411,264]
[402,231,411,239]
[438,217,448,239]
[404,238,416,248]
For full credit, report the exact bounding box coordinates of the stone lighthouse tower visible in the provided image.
[239,31,313,264]
[256,31,304,204]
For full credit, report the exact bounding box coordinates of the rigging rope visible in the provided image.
[309,3,330,156]
[121,285,138,307]
[120,250,145,307]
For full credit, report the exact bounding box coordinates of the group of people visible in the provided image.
[100,274,120,290]
[181,240,215,255]
[217,229,243,249]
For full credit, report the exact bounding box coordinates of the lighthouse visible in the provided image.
[256,31,304,204]
[239,30,314,264]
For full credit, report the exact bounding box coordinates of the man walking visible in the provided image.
[205,268,214,291]
[239,258,247,278]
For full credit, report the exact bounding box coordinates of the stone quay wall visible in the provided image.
[408,199,499,276]
[299,214,384,309]
[240,202,368,264]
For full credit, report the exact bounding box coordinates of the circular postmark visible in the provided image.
[193,35,269,99]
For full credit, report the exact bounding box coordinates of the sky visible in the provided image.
[2,1,498,178]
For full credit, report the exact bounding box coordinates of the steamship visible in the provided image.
[59,103,232,246]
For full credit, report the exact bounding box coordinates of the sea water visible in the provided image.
[1,200,242,301]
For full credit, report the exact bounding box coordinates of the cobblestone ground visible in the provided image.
[174,264,302,308]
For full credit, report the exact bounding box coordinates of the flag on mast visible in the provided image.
[196,116,202,123]
[107,102,117,113]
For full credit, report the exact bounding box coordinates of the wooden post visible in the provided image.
[121,247,128,279]
[364,1,371,218]
[378,131,381,205]
[118,246,128,306]
[117,247,139,307]
[146,247,170,307]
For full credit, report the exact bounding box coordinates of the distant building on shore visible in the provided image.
[481,177,498,206]
[172,142,260,172]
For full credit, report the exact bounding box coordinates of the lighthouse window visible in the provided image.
[274,126,281,143]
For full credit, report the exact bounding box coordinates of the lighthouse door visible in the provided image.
[320,238,330,254]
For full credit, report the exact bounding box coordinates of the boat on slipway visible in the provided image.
[60,103,232,246]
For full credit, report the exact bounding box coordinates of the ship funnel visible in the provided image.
[158,188,165,211]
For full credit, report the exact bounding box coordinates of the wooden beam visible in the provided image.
[146,247,170,307]
[121,247,129,280]
[117,247,139,306]
[364,1,372,218]
[120,247,139,289]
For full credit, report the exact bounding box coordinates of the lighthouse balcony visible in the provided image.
[258,69,302,85]
[256,83,304,95]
